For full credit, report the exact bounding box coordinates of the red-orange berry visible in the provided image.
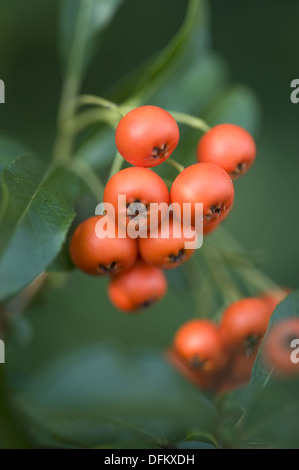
[103,167,169,230]
[165,348,218,391]
[170,163,234,227]
[70,216,138,276]
[196,124,256,179]
[108,259,167,312]
[220,298,270,355]
[174,320,228,373]
[138,214,196,269]
[115,106,179,168]
[263,318,299,376]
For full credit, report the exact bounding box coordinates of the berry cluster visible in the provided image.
[168,289,293,392]
[70,105,256,312]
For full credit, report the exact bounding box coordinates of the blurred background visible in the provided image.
[0,0,298,448]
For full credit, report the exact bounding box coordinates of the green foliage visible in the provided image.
[0,0,296,450]
[0,155,81,300]
[59,0,125,80]
[0,368,29,449]
[216,379,299,448]
[214,291,299,449]
[251,290,299,385]
[0,134,29,176]
[10,346,217,448]
[203,85,261,135]
[74,126,115,169]
[239,379,299,449]
[121,0,208,103]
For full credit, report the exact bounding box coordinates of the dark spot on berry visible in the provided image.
[190,355,207,370]
[97,261,117,275]
[244,334,261,357]
[126,200,148,219]
[139,298,155,309]
[150,143,168,160]
[204,203,224,221]
[230,162,247,178]
[169,249,185,263]
[212,204,223,215]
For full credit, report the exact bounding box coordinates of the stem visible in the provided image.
[238,267,280,294]
[201,249,242,305]
[163,178,173,189]
[182,255,216,320]
[181,259,204,313]
[108,151,124,180]
[169,111,210,133]
[71,108,119,134]
[69,159,105,201]
[166,158,185,173]
[214,226,283,294]
[75,94,124,117]
[53,1,94,165]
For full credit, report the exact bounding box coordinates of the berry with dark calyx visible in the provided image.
[165,348,218,391]
[196,124,256,179]
[103,167,169,230]
[220,297,270,356]
[174,319,228,373]
[115,106,179,168]
[70,216,138,276]
[138,214,196,270]
[170,163,234,227]
[108,259,167,312]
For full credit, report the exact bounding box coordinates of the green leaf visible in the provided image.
[59,0,124,78]
[47,240,75,272]
[74,126,115,169]
[0,133,29,176]
[92,441,160,449]
[73,0,211,171]
[117,0,209,105]
[0,367,29,449]
[222,292,299,448]
[176,440,216,449]
[185,428,219,448]
[10,345,218,448]
[238,379,299,449]
[0,155,81,300]
[150,54,229,115]
[203,85,261,135]
[218,379,299,448]
[251,290,299,385]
